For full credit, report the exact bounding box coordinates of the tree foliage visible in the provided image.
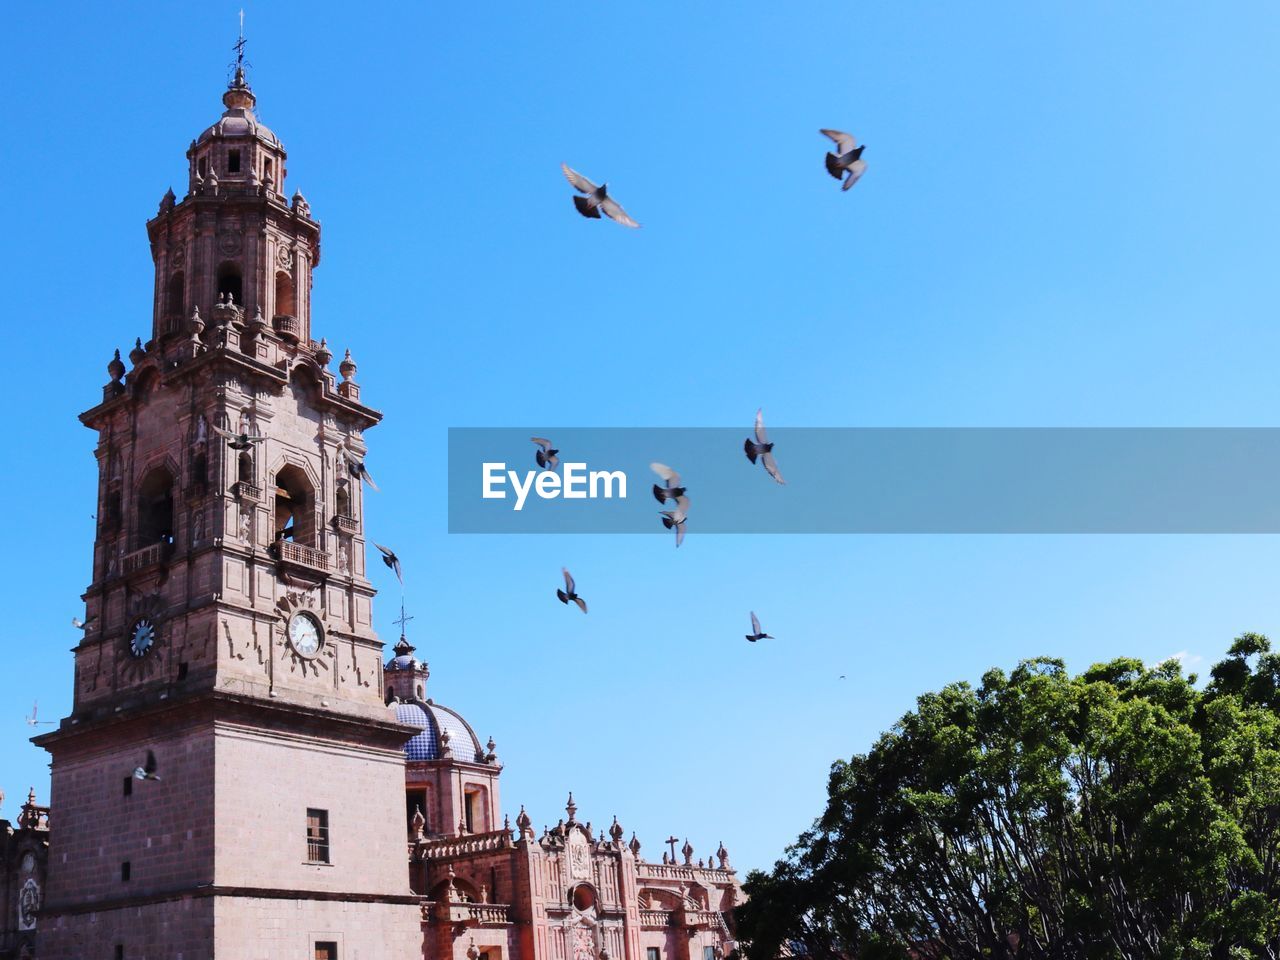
[737,637,1280,959]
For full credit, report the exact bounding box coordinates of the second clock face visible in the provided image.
[288,612,322,657]
[130,619,156,658]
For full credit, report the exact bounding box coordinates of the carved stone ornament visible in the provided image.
[218,231,242,256]
[568,831,591,880]
[17,878,39,931]
[276,245,294,270]
[170,242,186,267]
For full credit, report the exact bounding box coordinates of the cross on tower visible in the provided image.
[666,835,679,863]
[229,9,252,84]
[393,601,414,638]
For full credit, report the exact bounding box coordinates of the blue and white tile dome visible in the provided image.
[393,699,484,763]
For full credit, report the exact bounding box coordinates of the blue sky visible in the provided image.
[2,2,1280,873]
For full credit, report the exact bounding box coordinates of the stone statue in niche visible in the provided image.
[337,543,350,575]
[239,511,252,544]
[195,414,208,445]
[192,509,205,544]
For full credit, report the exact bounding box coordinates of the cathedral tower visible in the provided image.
[35,62,422,959]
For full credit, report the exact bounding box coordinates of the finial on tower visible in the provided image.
[223,10,257,112]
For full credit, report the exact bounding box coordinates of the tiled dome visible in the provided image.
[393,700,484,763]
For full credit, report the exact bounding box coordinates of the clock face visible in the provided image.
[130,619,156,658]
[288,612,322,657]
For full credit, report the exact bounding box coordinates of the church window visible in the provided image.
[306,808,330,863]
[216,262,242,305]
[123,776,132,797]
[275,270,296,318]
[121,861,131,881]
[572,884,596,911]
[197,157,207,179]
[315,943,337,960]
[167,272,184,317]
[648,949,660,960]
[335,484,351,520]
[264,158,274,182]
[228,149,241,173]
[238,451,254,485]
[275,465,314,544]
[115,947,124,960]
[704,949,715,960]
[464,787,486,833]
[137,466,175,545]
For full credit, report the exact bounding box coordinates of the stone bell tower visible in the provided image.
[35,58,422,959]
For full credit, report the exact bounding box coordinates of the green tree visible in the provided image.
[736,640,1280,960]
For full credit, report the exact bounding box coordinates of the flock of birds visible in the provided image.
[67,128,870,783]
[561,128,866,228]
[551,406,792,649]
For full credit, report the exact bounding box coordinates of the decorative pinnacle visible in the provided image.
[566,792,577,822]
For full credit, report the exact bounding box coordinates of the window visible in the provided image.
[704,948,716,960]
[197,157,207,179]
[648,949,661,960]
[115,946,124,960]
[228,149,241,173]
[137,466,175,545]
[306,808,330,863]
[216,263,242,305]
[315,943,337,960]
[121,861,131,881]
[123,776,132,797]
[275,270,296,318]
[275,465,314,545]
[464,787,485,834]
[406,790,427,833]
[264,159,274,184]
[167,272,184,317]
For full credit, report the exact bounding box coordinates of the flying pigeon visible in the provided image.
[25,701,54,727]
[660,511,687,548]
[133,750,161,782]
[651,463,687,504]
[374,543,403,585]
[71,615,98,631]
[531,437,560,470]
[819,129,867,191]
[347,456,379,492]
[557,568,588,613]
[212,424,266,451]
[561,164,641,228]
[743,408,785,484]
[745,612,773,643]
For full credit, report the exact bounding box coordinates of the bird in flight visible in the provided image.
[133,750,161,782]
[819,129,867,191]
[374,543,403,586]
[557,568,588,613]
[745,612,774,643]
[212,424,266,451]
[346,455,379,492]
[72,615,98,632]
[660,508,688,548]
[25,701,54,727]
[561,164,641,228]
[651,463,687,504]
[744,408,785,484]
[531,437,560,470]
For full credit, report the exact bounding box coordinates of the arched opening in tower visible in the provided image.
[167,272,185,318]
[274,270,296,319]
[217,263,243,306]
[137,467,175,546]
[274,465,314,545]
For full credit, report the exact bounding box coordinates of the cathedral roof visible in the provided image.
[392,699,485,763]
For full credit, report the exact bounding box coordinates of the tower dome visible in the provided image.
[392,700,485,763]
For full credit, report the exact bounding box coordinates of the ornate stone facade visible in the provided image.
[28,61,741,960]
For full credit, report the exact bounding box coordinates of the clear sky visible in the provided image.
[2,2,1279,874]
